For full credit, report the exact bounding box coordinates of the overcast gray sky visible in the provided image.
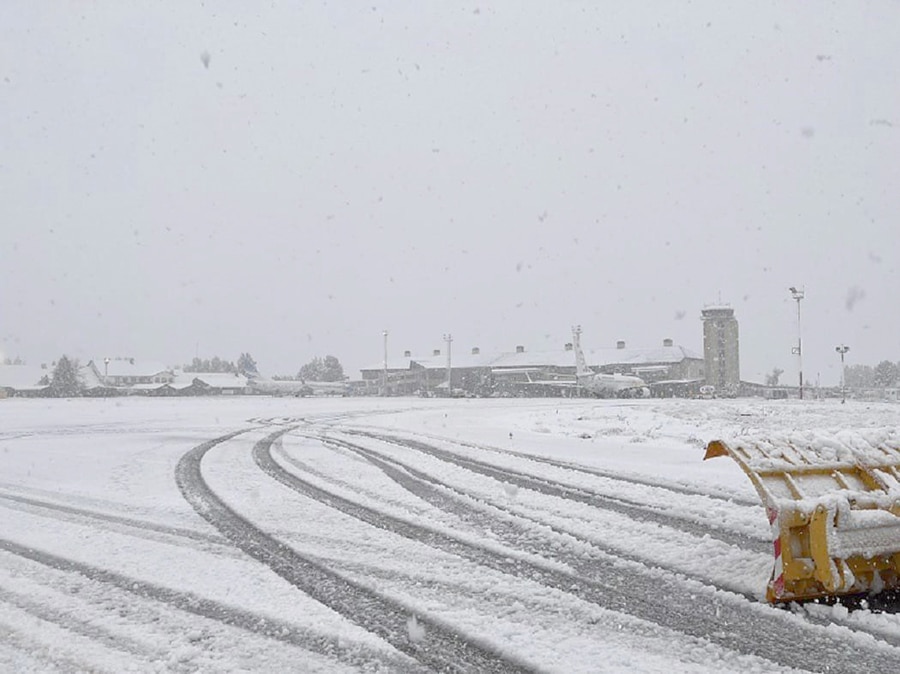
[2,2,898,384]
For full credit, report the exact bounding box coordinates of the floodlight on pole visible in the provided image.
[789,287,805,399]
[835,344,849,404]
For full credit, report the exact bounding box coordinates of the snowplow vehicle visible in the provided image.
[705,431,900,603]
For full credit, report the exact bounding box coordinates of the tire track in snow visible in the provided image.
[178,427,528,673]
[0,585,156,663]
[325,436,900,651]
[315,435,758,596]
[0,621,97,674]
[341,425,759,507]
[246,406,433,429]
[265,431,900,673]
[350,431,768,553]
[0,489,228,549]
[0,537,405,672]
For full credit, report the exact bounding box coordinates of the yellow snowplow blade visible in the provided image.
[705,431,900,603]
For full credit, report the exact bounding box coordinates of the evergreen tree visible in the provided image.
[185,357,203,373]
[237,352,258,375]
[298,357,324,381]
[298,355,345,382]
[321,355,345,382]
[50,355,83,397]
[874,360,899,388]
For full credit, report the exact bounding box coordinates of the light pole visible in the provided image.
[835,344,849,404]
[443,333,453,395]
[382,330,388,396]
[572,325,583,397]
[789,287,805,399]
[104,357,110,385]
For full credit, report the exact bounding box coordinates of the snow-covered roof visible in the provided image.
[169,371,250,389]
[361,343,702,375]
[359,358,415,373]
[79,364,105,389]
[193,373,250,388]
[363,349,512,372]
[0,365,48,390]
[594,345,703,366]
[170,372,197,389]
[410,351,500,370]
[490,349,575,369]
[489,345,703,369]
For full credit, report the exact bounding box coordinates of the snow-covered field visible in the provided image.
[2,395,900,673]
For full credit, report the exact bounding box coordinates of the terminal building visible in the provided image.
[361,304,743,398]
[359,339,705,397]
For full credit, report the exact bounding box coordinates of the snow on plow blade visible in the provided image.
[705,431,900,603]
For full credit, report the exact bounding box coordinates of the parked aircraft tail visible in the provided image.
[572,325,592,377]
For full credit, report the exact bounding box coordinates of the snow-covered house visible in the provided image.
[192,372,251,395]
[86,358,175,388]
[169,371,252,396]
[78,362,121,396]
[0,364,50,397]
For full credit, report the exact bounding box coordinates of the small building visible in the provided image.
[359,356,418,395]
[172,372,252,395]
[87,358,175,388]
[594,339,705,383]
[79,363,120,397]
[0,364,50,397]
[491,344,579,377]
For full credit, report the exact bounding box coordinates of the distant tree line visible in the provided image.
[184,356,237,373]
[765,361,899,390]
[297,355,345,382]
[184,353,346,383]
[844,361,900,389]
[185,352,259,374]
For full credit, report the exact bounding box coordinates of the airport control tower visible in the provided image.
[701,306,740,395]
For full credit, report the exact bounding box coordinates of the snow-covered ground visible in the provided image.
[2,396,900,673]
